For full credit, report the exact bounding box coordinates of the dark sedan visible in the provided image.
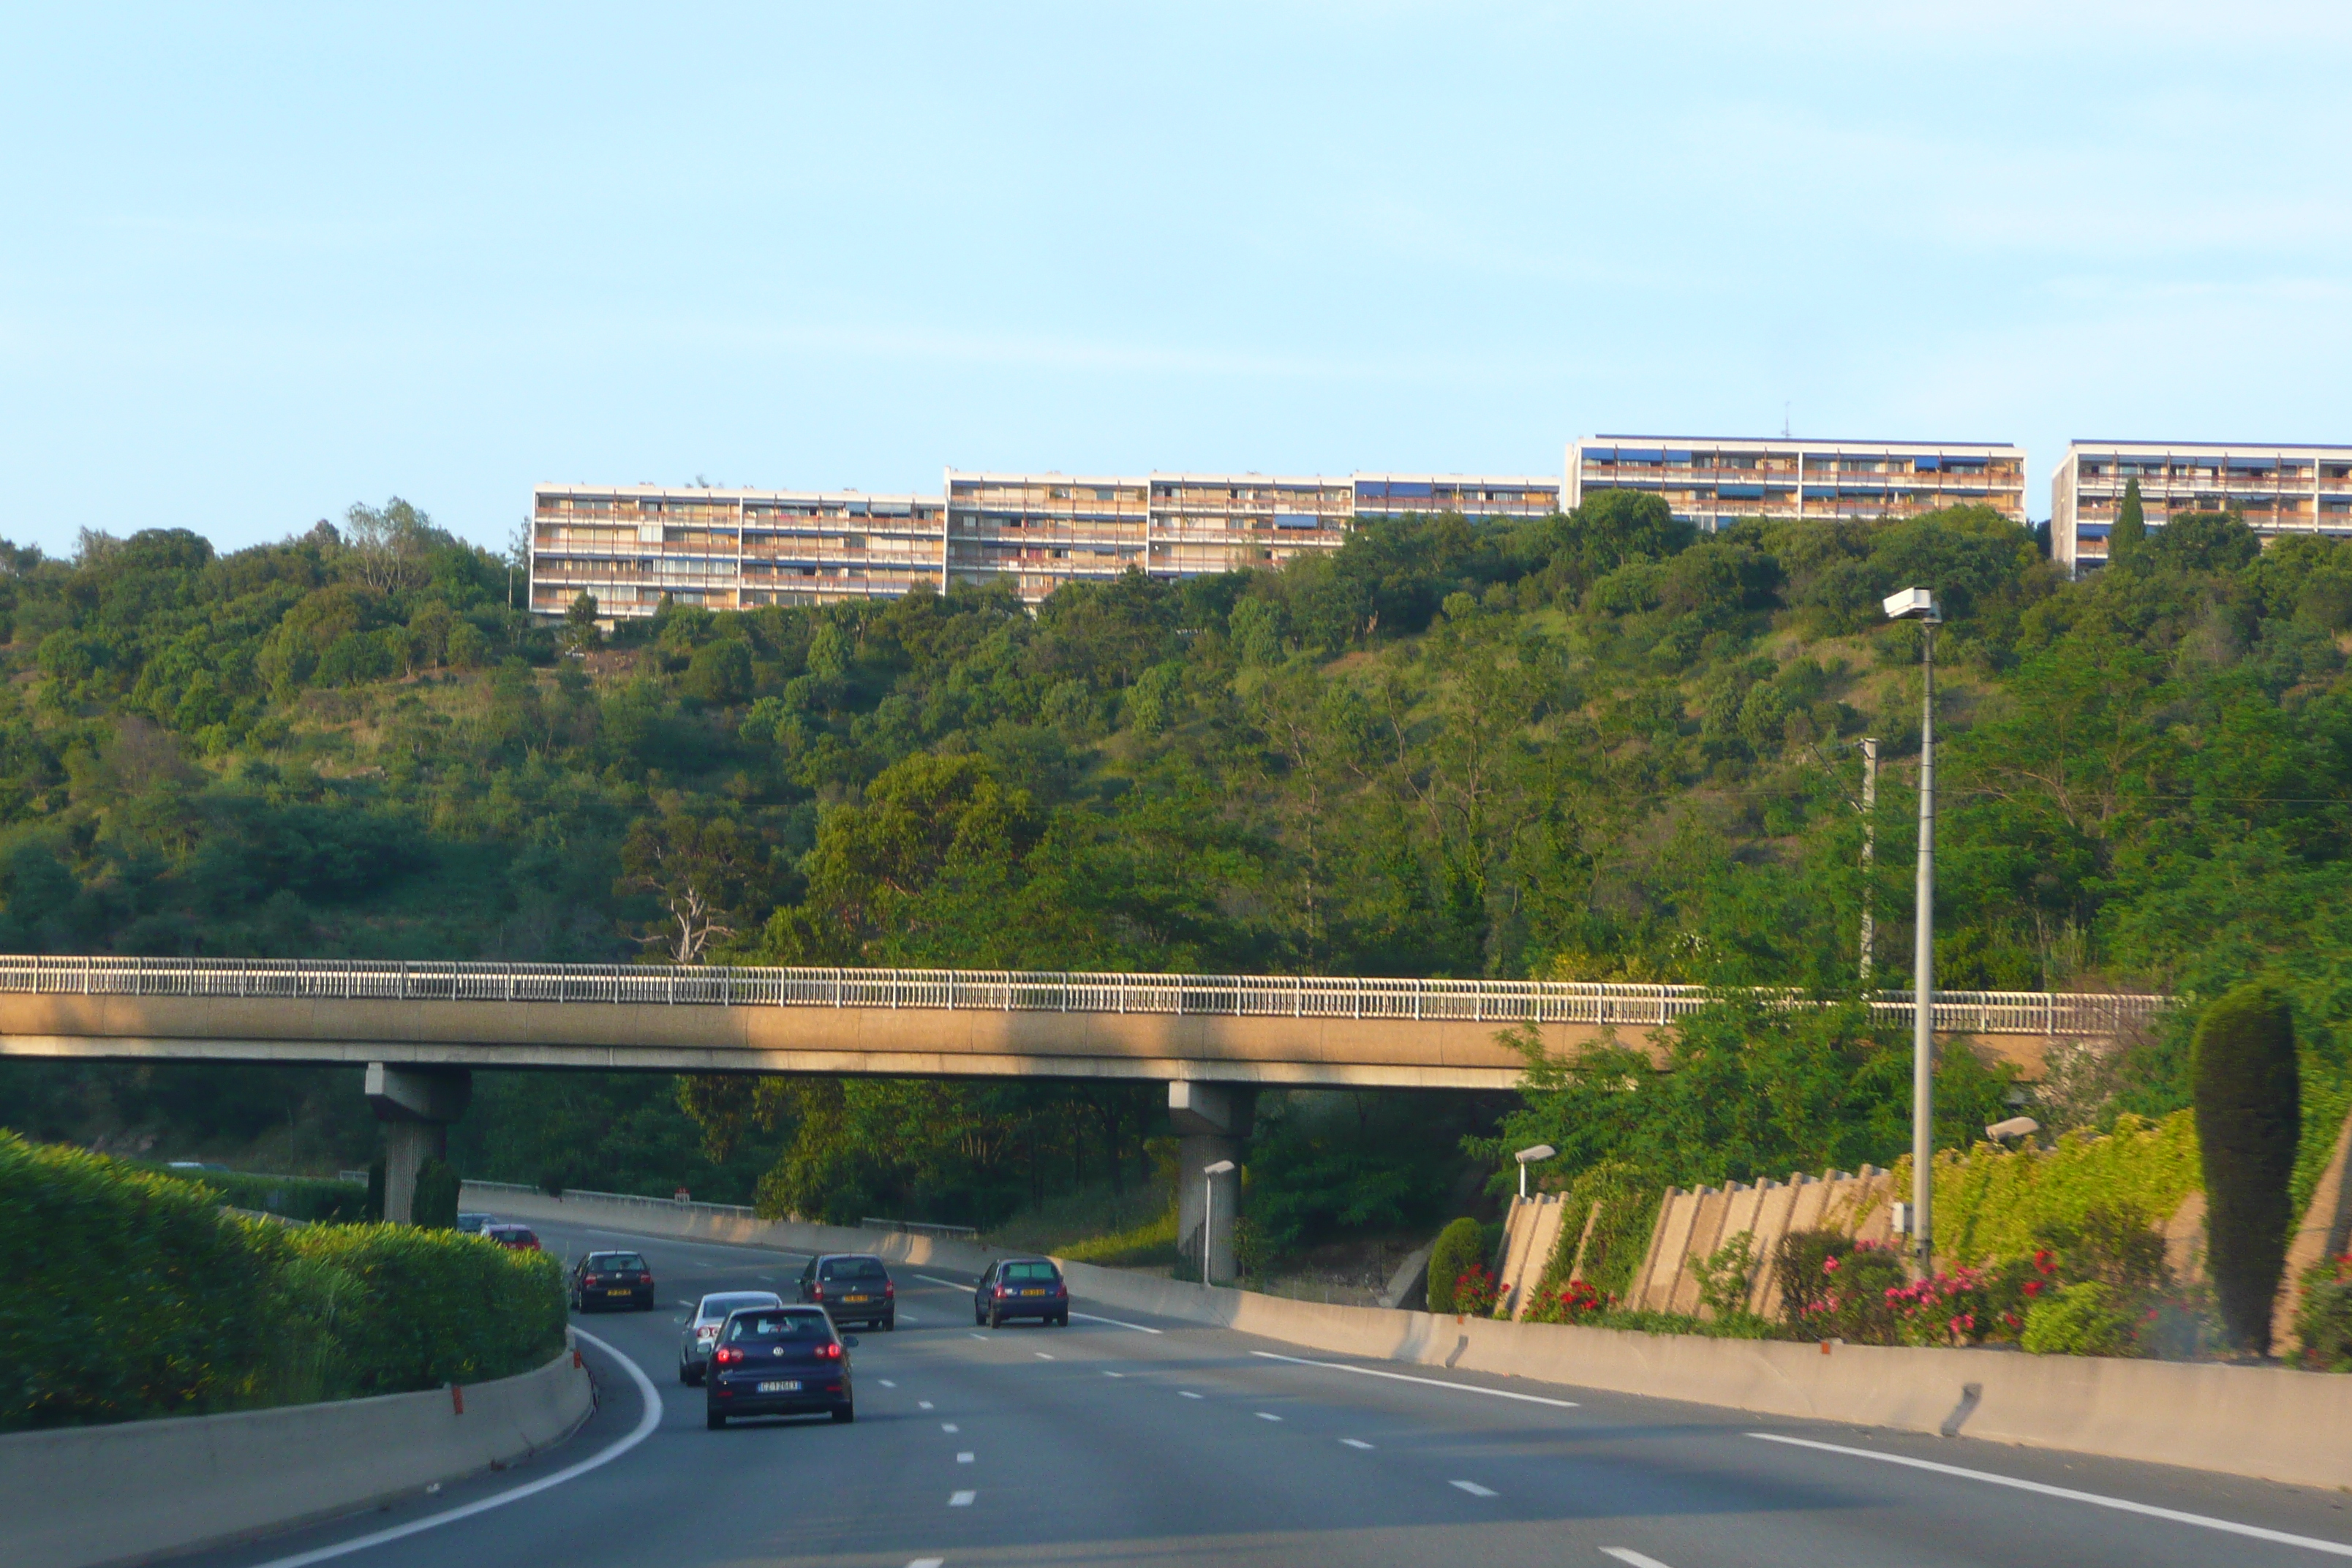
[706,1306,856,1428]
[974,1256,1068,1327]
[568,1250,655,1312]
[796,1254,895,1330]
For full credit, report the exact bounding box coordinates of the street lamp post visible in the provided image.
[1201,1158,1236,1287]
[1513,1144,1557,1200]
[1884,587,1940,1273]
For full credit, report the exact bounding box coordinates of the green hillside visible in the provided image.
[1,495,2348,1247]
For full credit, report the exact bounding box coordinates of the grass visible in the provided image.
[982,1176,1177,1263]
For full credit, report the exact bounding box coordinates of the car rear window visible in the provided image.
[494,1228,536,1245]
[591,1254,646,1272]
[697,1293,779,1322]
[821,1257,888,1281]
[727,1311,832,1341]
[1004,1261,1059,1281]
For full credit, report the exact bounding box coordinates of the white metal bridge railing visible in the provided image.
[0,954,2168,1037]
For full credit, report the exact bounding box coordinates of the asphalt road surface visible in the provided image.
[164,1217,2352,1568]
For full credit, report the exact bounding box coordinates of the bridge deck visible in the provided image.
[0,958,2165,1089]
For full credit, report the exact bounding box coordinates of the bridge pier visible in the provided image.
[1169,1081,1254,1285]
[366,1063,470,1225]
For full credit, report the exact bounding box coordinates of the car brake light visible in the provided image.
[637,1273,651,1283]
[715,1347,742,1365]
[884,1283,894,1297]
[582,1275,600,1286]
[816,1341,842,1360]
[994,1285,1008,1297]
[812,1284,823,1300]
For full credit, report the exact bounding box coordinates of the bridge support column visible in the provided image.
[1169,1081,1254,1286]
[366,1063,471,1225]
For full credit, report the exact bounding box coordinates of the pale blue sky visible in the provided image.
[4,3,2348,556]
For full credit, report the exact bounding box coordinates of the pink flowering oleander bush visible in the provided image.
[1774,1230,1907,1343]
[1523,1277,1610,1325]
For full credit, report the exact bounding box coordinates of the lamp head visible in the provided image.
[1882,587,1939,622]
[1513,1144,1557,1164]
[1202,1159,1237,1176]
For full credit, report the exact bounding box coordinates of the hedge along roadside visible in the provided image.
[1,1133,566,1429]
[129,1164,370,1225]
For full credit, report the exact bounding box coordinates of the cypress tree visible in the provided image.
[411,1157,461,1229]
[2191,984,2299,1353]
[2108,477,2146,565]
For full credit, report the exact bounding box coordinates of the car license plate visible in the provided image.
[757,1380,800,1393]
[605,1288,632,1296]
[841,1294,868,1303]
[1022,1288,1044,1296]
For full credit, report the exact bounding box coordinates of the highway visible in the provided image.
[162,1217,2352,1568]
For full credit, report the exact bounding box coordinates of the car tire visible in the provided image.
[679,1363,692,1385]
[881,1316,895,1332]
[706,1410,725,1430]
[688,1366,704,1386]
[1054,1311,1068,1327]
[832,1403,855,1424]
[987,1305,1001,1330]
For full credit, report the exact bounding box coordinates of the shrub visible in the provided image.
[136,1165,369,1224]
[1452,1265,1502,1318]
[1,1132,285,1428]
[1774,1230,1907,1343]
[2193,984,2301,1353]
[412,1158,461,1229]
[1425,1217,1487,1314]
[1529,1161,1657,1305]
[2296,1254,2352,1372]
[1524,1278,1609,1325]
[2021,1282,2136,1357]
[1690,1230,1760,1320]
[284,1224,566,1395]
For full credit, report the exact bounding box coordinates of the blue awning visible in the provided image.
[1716,483,1765,499]
[1273,513,1323,529]
[1913,456,1942,472]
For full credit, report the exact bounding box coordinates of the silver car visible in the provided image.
[678,1291,785,1385]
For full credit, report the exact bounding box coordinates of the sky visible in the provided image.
[4,2,2350,557]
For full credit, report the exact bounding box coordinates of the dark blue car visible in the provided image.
[974,1256,1068,1327]
[705,1305,856,1428]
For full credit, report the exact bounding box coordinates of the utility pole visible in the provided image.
[1859,737,1878,981]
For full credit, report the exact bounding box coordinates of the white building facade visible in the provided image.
[1567,436,2028,533]
[2050,441,2352,573]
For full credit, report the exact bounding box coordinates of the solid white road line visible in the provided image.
[949,1490,976,1507]
[1068,1310,1164,1334]
[1450,1480,1498,1498]
[957,1452,974,1464]
[238,1328,660,1568]
[1341,1439,1374,1450]
[1601,1550,1675,1568]
[1747,1433,2352,1558]
[1255,1411,1282,1422]
[1180,1391,1204,1400]
[1251,1351,1580,1409]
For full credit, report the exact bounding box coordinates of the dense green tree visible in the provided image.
[2192,985,2300,1352]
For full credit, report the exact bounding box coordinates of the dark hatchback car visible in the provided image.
[482,1224,540,1251]
[568,1250,656,1312]
[974,1256,1068,1327]
[796,1254,895,1330]
[706,1306,856,1428]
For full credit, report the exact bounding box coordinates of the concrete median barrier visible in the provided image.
[472,1182,2352,1493]
[1,1343,592,1568]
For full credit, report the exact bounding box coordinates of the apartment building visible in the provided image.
[1567,437,2029,532]
[529,485,946,616]
[2051,441,2352,572]
[535,469,1564,617]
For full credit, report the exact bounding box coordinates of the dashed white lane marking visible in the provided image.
[1035,1352,1055,1360]
[968,1333,987,1341]
[1746,1433,2352,1558]
[1250,1351,1580,1409]
[948,1490,976,1507]
[941,1422,960,1433]
[1450,1480,1498,1498]
[1180,1391,1204,1400]
[1101,1370,1124,1378]
[879,1379,897,1388]
[1255,1411,1282,1422]
[233,1327,660,1568]
[674,1300,696,1308]
[917,1273,967,1290]
[1341,1439,1374,1450]
[908,1559,945,1568]
[1602,1550,1674,1568]
[1068,1310,1164,1334]
[919,1401,935,1410]
[957,1452,974,1464]
[900,1312,921,1322]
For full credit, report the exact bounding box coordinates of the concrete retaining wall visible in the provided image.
[1,1344,592,1568]
[479,1182,2352,1492]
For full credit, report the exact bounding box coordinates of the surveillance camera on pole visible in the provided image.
[1512,1144,1557,1200]
[1883,586,1940,1273]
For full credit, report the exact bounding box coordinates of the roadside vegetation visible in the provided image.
[0,492,2347,1294]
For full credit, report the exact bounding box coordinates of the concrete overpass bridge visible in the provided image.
[0,955,2165,1262]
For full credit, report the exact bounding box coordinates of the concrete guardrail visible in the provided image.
[468,1181,2352,1493]
[1,1341,592,1568]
